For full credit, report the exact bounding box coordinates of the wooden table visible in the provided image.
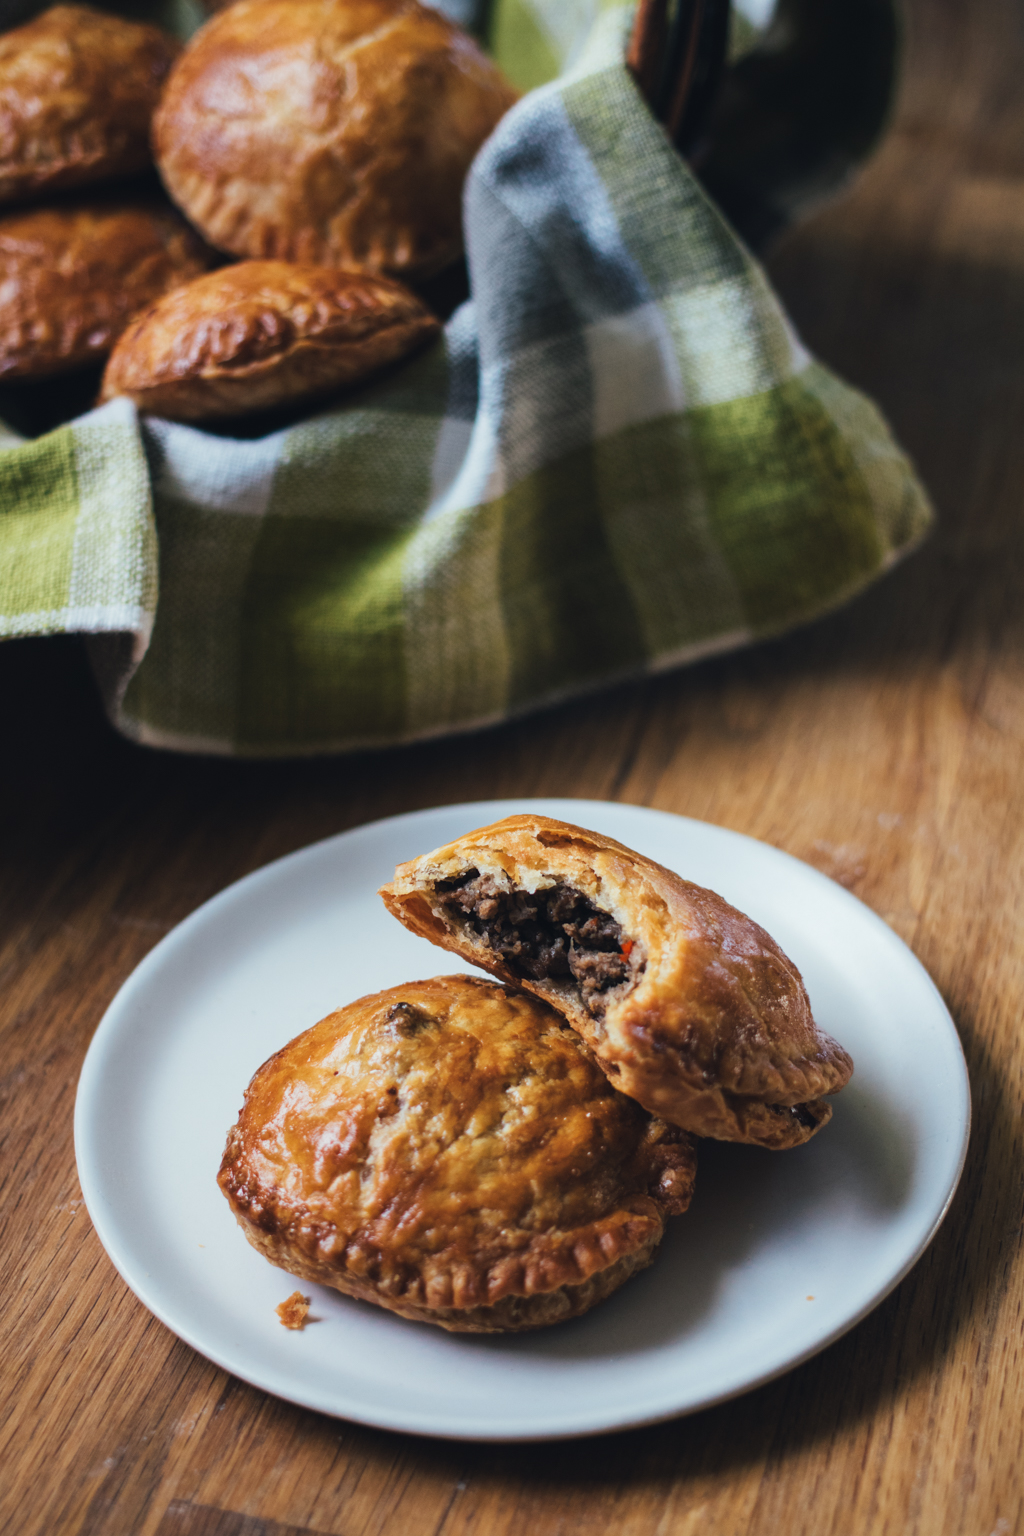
[3,2,1022,1530]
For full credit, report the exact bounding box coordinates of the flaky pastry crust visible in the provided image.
[380,817,854,1150]
[99,259,440,421]
[154,0,519,277]
[219,975,697,1332]
[0,6,179,204]
[0,199,215,381]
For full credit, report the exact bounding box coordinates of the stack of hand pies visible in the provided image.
[0,1,518,421]
[218,815,854,1334]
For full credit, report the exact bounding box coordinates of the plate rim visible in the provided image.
[74,797,972,1441]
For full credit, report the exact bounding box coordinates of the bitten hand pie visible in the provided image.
[0,199,215,381]
[99,260,440,421]
[380,816,854,1150]
[218,975,697,1332]
[153,0,519,277]
[0,6,179,205]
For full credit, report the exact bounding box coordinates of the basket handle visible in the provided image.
[628,0,731,155]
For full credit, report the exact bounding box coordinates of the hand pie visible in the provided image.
[218,975,697,1332]
[380,816,854,1150]
[0,199,215,381]
[153,0,519,277]
[99,260,440,421]
[0,6,179,205]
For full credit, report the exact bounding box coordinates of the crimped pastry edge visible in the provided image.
[100,314,439,420]
[220,1155,673,1312]
[235,1218,663,1333]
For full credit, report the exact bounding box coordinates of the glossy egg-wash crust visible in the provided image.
[100,259,440,421]
[380,817,855,1150]
[0,5,179,204]
[0,199,215,381]
[218,975,697,1332]
[153,0,519,276]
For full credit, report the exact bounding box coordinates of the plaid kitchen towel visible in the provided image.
[0,1,929,755]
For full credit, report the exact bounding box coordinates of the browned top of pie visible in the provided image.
[153,0,519,276]
[0,198,215,381]
[0,5,179,204]
[99,258,441,420]
[218,975,696,1313]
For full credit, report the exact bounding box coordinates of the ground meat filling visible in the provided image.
[763,1100,827,1130]
[435,870,641,1015]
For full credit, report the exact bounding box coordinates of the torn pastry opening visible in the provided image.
[434,870,645,1018]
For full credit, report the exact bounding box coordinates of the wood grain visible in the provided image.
[2,0,1023,1531]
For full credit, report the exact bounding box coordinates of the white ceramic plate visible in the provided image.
[75,799,970,1441]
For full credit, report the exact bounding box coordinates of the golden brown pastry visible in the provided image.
[218,975,697,1332]
[380,817,855,1151]
[153,0,519,277]
[99,259,440,421]
[0,199,216,381]
[0,6,179,205]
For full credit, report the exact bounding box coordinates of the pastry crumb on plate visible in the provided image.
[276,1291,311,1330]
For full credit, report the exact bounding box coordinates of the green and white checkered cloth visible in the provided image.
[0,0,930,756]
